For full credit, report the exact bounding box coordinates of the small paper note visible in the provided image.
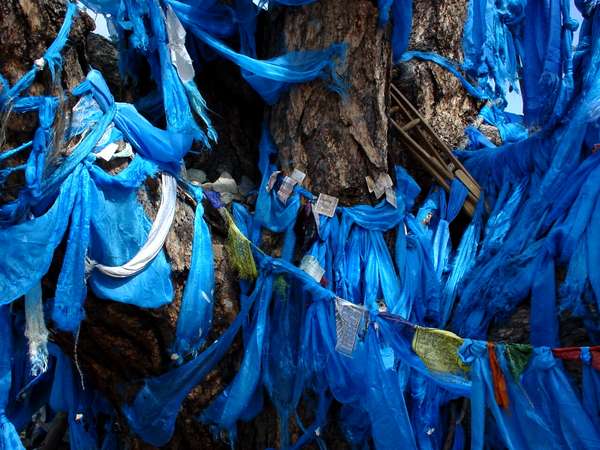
[114,142,133,159]
[335,298,366,357]
[277,176,296,204]
[96,142,119,161]
[299,255,325,283]
[365,175,375,193]
[314,193,339,218]
[385,187,397,208]
[373,173,393,199]
[252,0,269,10]
[290,168,306,185]
[266,170,281,192]
[312,205,321,235]
[166,6,195,82]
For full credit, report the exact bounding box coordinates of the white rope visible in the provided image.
[91,173,177,278]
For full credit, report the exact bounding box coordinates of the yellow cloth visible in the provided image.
[221,208,258,280]
[412,326,467,373]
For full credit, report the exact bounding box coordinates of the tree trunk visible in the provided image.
[269,0,390,204]
[1,0,481,448]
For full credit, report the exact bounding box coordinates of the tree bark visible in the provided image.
[269,0,390,204]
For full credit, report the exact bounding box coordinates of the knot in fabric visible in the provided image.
[529,347,557,370]
[565,18,580,31]
[581,346,592,365]
[458,338,487,365]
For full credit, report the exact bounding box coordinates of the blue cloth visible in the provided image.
[52,167,91,332]
[87,171,173,308]
[201,275,273,443]
[0,2,77,107]
[379,0,413,61]
[401,51,489,100]
[362,328,417,450]
[458,340,559,450]
[0,306,24,450]
[172,186,215,358]
[125,273,268,447]
[522,347,600,449]
[462,0,522,98]
[173,5,347,104]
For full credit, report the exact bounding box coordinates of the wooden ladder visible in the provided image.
[389,83,480,216]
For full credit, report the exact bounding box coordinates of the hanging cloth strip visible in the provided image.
[553,346,600,428]
[363,326,417,450]
[0,306,25,450]
[124,272,269,447]
[262,276,311,448]
[88,173,177,278]
[400,51,490,100]
[172,9,348,104]
[441,198,484,326]
[48,344,107,449]
[172,184,215,359]
[147,0,212,145]
[458,340,560,450]
[52,166,91,332]
[0,169,80,304]
[200,274,274,444]
[522,347,600,449]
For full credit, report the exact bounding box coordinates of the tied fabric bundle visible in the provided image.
[462,0,522,99]
[450,2,600,341]
[80,0,215,146]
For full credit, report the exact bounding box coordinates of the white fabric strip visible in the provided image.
[93,173,177,278]
[25,282,49,376]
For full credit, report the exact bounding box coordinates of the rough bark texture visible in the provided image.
[398,0,480,147]
[269,1,390,205]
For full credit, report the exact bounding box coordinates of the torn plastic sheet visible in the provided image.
[166,5,195,83]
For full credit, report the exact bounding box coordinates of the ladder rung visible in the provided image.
[402,118,421,132]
